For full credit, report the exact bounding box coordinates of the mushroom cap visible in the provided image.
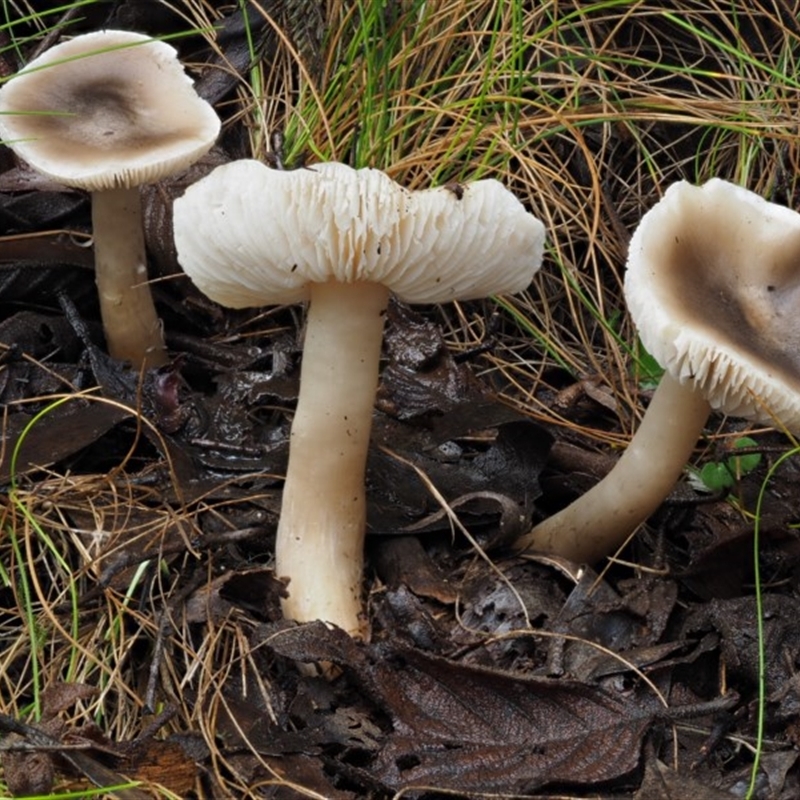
[0,30,220,190]
[173,160,545,306]
[625,178,800,429]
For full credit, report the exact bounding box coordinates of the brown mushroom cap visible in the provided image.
[0,30,220,189]
[625,178,800,429]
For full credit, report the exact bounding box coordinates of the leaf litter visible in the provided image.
[3,2,800,798]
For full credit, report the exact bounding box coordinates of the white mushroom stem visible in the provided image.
[275,280,389,637]
[518,373,711,564]
[92,187,168,368]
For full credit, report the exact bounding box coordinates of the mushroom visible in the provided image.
[517,178,800,564]
[0,30,220,368]
[173,159,546,636]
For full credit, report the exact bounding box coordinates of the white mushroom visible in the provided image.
[518,178,800,564]
[0,30,220,368]
[174,160,546,636]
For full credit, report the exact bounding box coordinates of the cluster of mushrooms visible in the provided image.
[3,31,800,639]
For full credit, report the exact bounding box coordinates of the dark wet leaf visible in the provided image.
[371,536,458,603]
[255,621,366,672]
[377,300,481,422]
[185,567,286,624]
[373,649,659,793]
[456,561,565,654]
[0,402,132,485]
[209,636,382,768]
[0,231,93,272]
[0,310,83,361]
[263,623,661,793]
[537,438,620,511]
[0,314,85,405]
[0,264,96,320]
[676,501,755,599]
[226,753,359,800]
[374,585,453,652]
[192,3,277,104]
[683,595,800,717]
[167,332,281,374]
[635,758,736,799]
[142,148,230,277]
[617,577,679,644]
[0,188,86,233]
[398,489,529,548]
[552,567,643,656]
[588,642,694,685]
[0,360,81,406]
[755,750,800,798]
[368,420,552,535]
[105,0,187,37]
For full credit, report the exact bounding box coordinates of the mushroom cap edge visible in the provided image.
[173,159,546,308]
[0,29,221,190]
[624,178,800,431]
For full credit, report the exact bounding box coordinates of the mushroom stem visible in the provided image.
[92,187,168,368]
[275,280,390,637]
[518,372,711,563]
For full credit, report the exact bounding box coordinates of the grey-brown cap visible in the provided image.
[0,30,220,189]
[173,160,546,307]
[625,178,800,429]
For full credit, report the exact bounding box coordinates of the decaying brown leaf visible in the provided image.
[0,398,131,484]
[635,758,737,800]
[370,647,659,793]
[372,535,459,604]
[261,622,664,794]
[0,683,152,799]
[683,595,800,717]
[185,566,286,624]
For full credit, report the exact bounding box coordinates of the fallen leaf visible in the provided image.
[0,402,131,485]
[371,647,657,793]
[262,623,662,794]
[635,758,735,799]
[371,535,458,603]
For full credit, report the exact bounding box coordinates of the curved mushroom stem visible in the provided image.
[517,373,710,563]
[92,187,168,368]
[276,280,389,638]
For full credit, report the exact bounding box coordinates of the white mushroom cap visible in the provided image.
[173,160,545,306]
[0,30,220,190]
[625,178,800,429]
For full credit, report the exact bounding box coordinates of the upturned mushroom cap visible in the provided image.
[625,178,800,430]
[0,30,220,189]
[173,160,545,306]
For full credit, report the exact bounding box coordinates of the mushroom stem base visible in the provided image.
[92,187,168,368]
[276,280,389,638]
[518,373,710,563]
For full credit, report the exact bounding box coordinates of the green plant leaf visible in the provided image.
[699,461,735,491]
[726,436,761,478]
[699,436,762,491]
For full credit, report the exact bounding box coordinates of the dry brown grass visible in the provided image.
[215,0,800,438]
